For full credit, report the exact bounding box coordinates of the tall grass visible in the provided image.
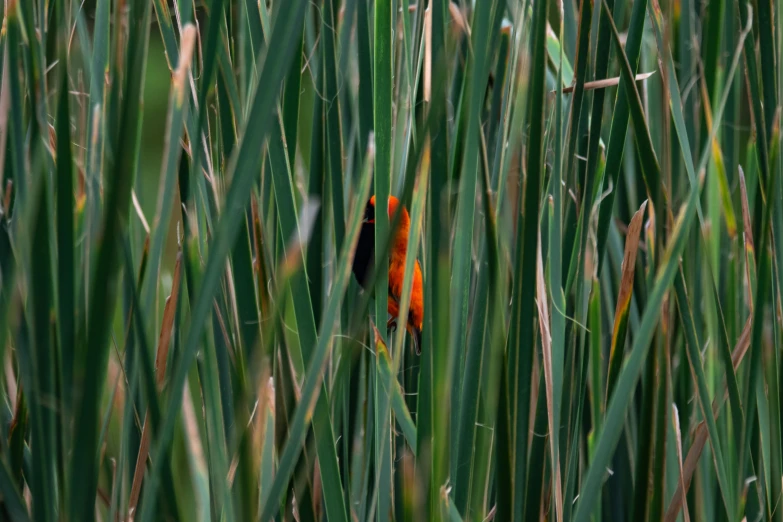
[0,0,781,520]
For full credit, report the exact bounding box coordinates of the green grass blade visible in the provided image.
[306,58,325,323]
[648,337,670,522]
[546,10,568,519]
[0,456,29,522]
[587,278,603,521]
[151,0,179,70]
[451,1,500,514]
[377,339,417,456]
[68,0,153,517]
[701,0,725,105]
[28,178,57,522]
[742,106,782,520]
[373,0,393,518]
[373,0,392,347]
[323,0,346,262]
[757,0,777,139]
[55,60,75,413]
[356,0,374,158]
[418,2,452,517]
[507,0,549,517]
[6,6,27,206]
[736,2,770,211]
[83,0,110,242]
[467,107,507,519]
[198,320,234,521]
[522,371,548,521]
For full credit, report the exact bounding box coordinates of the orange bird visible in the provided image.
[352,195,424,354]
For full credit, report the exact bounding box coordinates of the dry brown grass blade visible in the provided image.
[212,298,236,366]
[251,193,272,321]
[559,71,656,94]
[671,404,691,522]
[131,189,151,234]
[172,25,198,100]
[182,379,208,511]
[448,1,469,37]
[664,316,752,522]
[536,229,563,522]
[0,41,10,187]
[729,316,753,373]
[128,252,183,519]
[738,166,754,252]
[613,200,648,329]
[5,348,16,411]
[606,200,648,399]
[665,423,708,522]
[2,180,11,216]
[738,166,755,313]
[255,368,275,468]
[424,4,431,102]
[227,363,274,489]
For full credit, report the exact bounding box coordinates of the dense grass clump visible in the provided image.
[0,0,781,520]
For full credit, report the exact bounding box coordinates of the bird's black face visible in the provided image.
[363,199,376,224]
[353,200,376,290]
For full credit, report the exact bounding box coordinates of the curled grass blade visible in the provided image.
[606,200,647,402]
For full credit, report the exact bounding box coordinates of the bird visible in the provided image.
[351,195,424,354]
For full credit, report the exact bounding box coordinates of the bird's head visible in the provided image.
[366,195,406,224]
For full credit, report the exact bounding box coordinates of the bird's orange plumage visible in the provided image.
[370,195,424,351]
